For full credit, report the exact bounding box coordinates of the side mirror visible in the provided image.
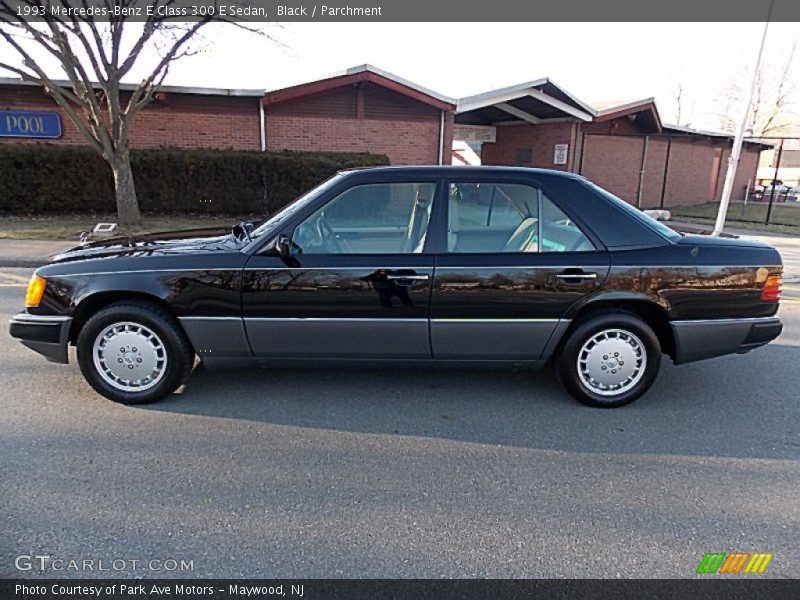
[275,234,301,267]
[276,234,292,261]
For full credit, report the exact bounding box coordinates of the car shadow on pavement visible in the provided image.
[141,343,800,460]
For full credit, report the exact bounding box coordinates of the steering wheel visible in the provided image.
[315,212,345,253]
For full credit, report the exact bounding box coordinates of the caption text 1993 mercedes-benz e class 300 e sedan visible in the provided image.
[10,166,783,407]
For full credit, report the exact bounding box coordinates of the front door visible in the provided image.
[430,178,611,360]
[243,179,438,359]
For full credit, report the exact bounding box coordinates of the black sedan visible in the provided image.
[10,166,784,408]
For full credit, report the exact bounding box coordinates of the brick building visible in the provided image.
[455,84,768,207]
[263,65,456,165]
[0,65,456,166]
[0,67,768,208]
[0,77,264,151]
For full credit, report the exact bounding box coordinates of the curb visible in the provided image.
[0,257,49,268]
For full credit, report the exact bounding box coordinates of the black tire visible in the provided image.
[76,301,194,405]
[556,311,661,408]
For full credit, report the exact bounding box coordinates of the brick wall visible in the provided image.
[661,139,723,206]
[480,119,760,209]
[639,138,669,209]
[580,135,646,205]
[265,83,451,165]
[480,122,574,170]
[266,115,440,165]
[579,131,760,208]
[0,84,261,150]
[730,146,760,200]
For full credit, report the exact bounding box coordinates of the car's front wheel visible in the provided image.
[76,301,194,404]
[556,311,661,408]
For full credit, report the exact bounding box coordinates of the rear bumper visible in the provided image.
[9,313,72,364]
[670,316,782,365]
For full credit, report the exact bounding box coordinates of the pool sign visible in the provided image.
[0,110,62,139]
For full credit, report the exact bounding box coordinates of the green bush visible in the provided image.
[0,145,389,215]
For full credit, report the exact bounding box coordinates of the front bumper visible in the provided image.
[670,316,782,365]
[9,313,72,364]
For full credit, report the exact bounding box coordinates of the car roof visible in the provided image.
[340,165,586,180]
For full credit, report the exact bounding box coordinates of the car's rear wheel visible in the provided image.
[556,311,661,408]
[76,301,194,404]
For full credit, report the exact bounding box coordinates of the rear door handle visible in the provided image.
[555,270,598,280]
[386,274,430,281]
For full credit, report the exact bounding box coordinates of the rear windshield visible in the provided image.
[587,183,681,242]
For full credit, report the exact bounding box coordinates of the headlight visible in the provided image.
[25,274,46,308]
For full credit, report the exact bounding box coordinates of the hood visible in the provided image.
[50,227,240,264]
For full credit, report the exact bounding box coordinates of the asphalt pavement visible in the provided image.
[1,268,798,579]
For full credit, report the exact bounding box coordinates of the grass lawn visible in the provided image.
[0,213,243,241]
[670,201,800,235]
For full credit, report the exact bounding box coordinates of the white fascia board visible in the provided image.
[492,117,581,126]
[342,64,456,104]
[0,76,264,97]
[457,79,549,112]
[495,103,541,124]
[526,88,593,122]
[458,87,592,122]
[458,88,536,113]
[543,78,598,116]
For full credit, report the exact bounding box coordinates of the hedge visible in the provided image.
[0,145,390,215]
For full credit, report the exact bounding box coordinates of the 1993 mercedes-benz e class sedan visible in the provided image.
[10,166,783,408]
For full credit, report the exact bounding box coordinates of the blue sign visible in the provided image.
[0,110,62,139]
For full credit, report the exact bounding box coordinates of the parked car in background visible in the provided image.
[753,184,791,202]
[10,167,784,408]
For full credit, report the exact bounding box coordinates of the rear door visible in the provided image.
[430,176,611,360]
[243,177,440,359]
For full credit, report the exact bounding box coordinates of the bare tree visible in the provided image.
[674,79,685,125]
[717,42,800,137]
[670,78,696,127]
[0,1,263,228]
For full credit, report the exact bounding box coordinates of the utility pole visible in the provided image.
[712,3,774,236]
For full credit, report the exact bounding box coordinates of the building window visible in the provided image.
[515,148,533,164]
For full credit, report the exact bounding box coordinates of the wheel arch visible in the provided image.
[561,297,676,361]
[68,291,179,345]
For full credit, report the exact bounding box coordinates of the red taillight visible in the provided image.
[761,274,782,302]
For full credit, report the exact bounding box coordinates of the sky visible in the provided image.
[4,21,800,131]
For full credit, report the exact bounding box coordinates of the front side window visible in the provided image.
[292,182,436,254]
[447,181,595,253]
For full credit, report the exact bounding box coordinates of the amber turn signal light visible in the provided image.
[25,274,46,308]
[761,274,782,302]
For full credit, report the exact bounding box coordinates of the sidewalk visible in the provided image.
[0,239,76,268]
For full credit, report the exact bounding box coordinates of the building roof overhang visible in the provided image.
[263,64,456,111]
[594,98,662,133]
[455,78,594,126]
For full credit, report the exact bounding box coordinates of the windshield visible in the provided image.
[587,182,682,242]
[250,173,345,239]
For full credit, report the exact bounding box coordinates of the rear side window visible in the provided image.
[540,196,595,252]
[586,182,681,242]
[447,181,595,253]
